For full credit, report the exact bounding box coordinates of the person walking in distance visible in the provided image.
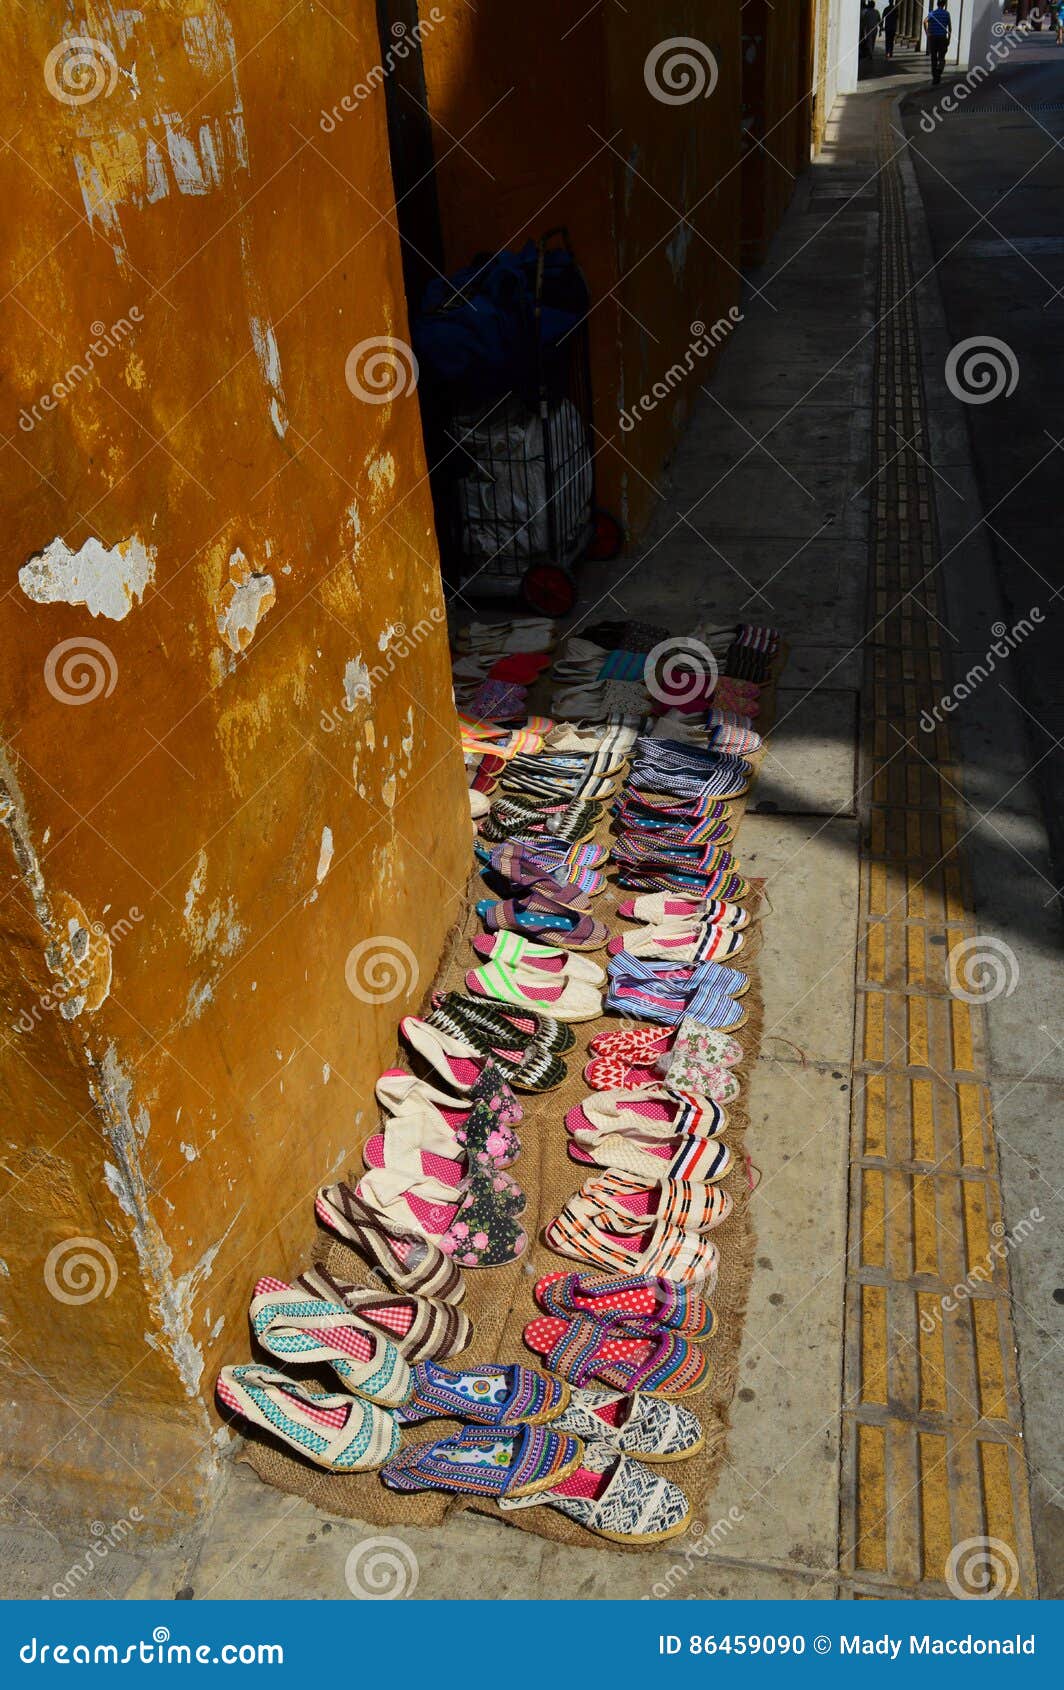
[923,4,952,85]
[882,1,900,58]
[861,2,881,59]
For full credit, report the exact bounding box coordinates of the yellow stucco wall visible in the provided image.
[0,0,467,1525]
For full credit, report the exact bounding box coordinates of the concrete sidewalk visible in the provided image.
[3,45,1055,1602]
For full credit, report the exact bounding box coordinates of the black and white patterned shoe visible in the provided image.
[553,1388,705,1462]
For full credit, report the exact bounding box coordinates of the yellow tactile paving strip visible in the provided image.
[838,114,1037,1598]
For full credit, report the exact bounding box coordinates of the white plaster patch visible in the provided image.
[316,825,334,883]
[68,2,250,267]
[322,1063,331,1085]
[249,317,288,440]
[19,535,155,621]
[366,452,396,494]
[217,550,275,653]
[184,850,208,923]
[343,657,371,708]
[180,1142,198,1161]
[186,980,213,1020]
[345,500,363,554]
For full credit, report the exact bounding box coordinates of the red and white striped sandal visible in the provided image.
[606,924,745,963]
[617,894,751,927]
[583,1167,733,1234]
[566,1086,727,1142]
[546,1191,719,1288]
[569,1130,733,1185]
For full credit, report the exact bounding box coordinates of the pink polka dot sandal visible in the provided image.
[524,1313,710,1397]
[533,1270,714,1341]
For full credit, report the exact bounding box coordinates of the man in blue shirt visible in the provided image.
[924,6,952,85]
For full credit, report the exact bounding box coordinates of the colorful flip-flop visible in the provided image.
[581,1167,733,1235]
[471,931,605,985]
[466,960,602,1022]
[295,1265,471,1362]
[315,1182,464,1302]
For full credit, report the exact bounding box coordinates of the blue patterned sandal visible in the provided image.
[380,1421,582,1501]
[395,1357,568,1427]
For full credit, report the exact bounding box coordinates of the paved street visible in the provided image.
[903,31,1064,881]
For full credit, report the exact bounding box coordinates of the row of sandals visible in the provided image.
[217,1200,714,1543]
[216,614,778,1546]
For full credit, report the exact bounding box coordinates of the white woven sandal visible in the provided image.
[216,1363,400,1470]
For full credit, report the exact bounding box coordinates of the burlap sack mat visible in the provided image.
[244,732,774,1551]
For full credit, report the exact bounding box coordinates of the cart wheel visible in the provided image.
[520,563,577,617]
[585,508,624,562]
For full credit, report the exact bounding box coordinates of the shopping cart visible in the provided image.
[417,230,616,615]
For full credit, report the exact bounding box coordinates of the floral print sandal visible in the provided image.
[356,1163,528,1268]
[361,1119,526,1214]
[374,1070,521,1169]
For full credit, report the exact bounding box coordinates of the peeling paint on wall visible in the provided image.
[94,1043,243,1395]
[182,848,245,969]
[315,825,334,883]
[0,766,114,1024]
[343,657,370,707]
[366,453,396,494]
[249,316,288,440]
[18,535,155,621]
[64,2,251,265]
[216,550,275,653]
